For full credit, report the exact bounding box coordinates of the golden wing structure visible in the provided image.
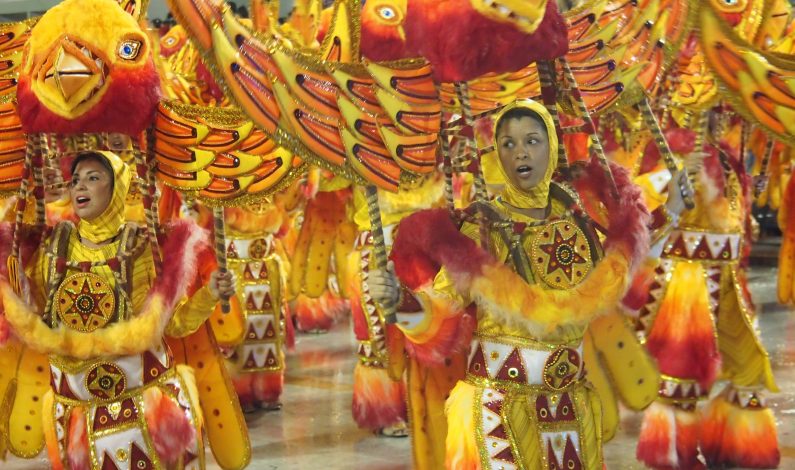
[164,0,440,194]
[698,3,795,145]
[154,101,306,204]
[0,18,35,197]
[664,0,774,124]
[158,25,231,107]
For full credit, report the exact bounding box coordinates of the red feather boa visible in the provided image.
[391,157,650,301]
[0,219,208,346]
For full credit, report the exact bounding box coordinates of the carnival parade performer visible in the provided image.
[222,201,292,412]
[0,150,235,470]
[634,125,780,469]
[347,177,444,438]
[370,99,650,469]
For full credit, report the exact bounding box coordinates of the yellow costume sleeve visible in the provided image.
[0,339,50,459]
[165,286,217,338]
[167,324,251,470]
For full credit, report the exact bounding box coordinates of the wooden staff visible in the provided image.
[454,82,487,200]
[134,131,162,275]
[455,81,491,250]
[212,206,232,314]
[7,134,37,296]
[440,119,456,211]
[755,136,775,198]
[536,61,569,171]
[559,57,618,198]
[364,184,397,324]
[693,111,708,151]
[638,97,695,209]
[31,136,46,228]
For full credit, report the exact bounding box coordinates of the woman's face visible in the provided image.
[497,116,550,192]
[108,133,131,152]
[70,158,113,220]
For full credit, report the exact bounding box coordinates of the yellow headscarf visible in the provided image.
[485,99,558,210]
[75,150,132,243]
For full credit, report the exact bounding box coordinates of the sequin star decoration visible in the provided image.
[539,227,586,279]
[56,273,116,333]
[85,363,127,399]
[542,347,581,390]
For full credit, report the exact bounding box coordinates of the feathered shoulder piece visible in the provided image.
[391,158,650,336]
[0,219,208,358]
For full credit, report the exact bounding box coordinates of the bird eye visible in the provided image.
[118,39,142,60]
[378,6,396,20]
[713,0,746,10]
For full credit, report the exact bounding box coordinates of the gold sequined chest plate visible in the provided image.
[530,220,593,290]
[55,272,116,332]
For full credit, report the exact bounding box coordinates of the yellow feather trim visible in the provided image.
[401,286,460,344]
[468,250,630,338]
[1,282,168,359]
[444,381,481,470]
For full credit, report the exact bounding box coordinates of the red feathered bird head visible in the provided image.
[403,0,568,82]
[316,1,410,61]
[160,24,189,58]
[17,0,161,135]
[361,0,410,61]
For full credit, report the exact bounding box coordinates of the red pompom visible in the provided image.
[144,387,196,466]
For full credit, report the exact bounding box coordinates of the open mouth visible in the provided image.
[38,38,110,111]
[472,0,546,33]
[516,165,533,177]
[75,195,91,207]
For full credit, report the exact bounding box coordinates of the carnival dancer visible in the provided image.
[289,172,353,333]
[634,124,780,469]
[347,176,444,438]
[222,200,293,411]
[370,99,650,469]
[0,150,235,469]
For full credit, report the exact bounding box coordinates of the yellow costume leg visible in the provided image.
[701,266,779,469]
[407,353,467,469]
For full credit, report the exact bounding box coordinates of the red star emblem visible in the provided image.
[538,227,587,282]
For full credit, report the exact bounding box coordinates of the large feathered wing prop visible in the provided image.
[165,0,440,193]
[698,3,795,146]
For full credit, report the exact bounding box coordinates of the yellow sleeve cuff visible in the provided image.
[165,286,218,338]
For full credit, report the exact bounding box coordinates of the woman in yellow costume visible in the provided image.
[633,124,780,469]
[371,99,650,469]
[0,150,235,470]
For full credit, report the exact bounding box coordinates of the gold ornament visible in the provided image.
[55,273,116,333]
[85,362,127,400]
[531,220,592,290]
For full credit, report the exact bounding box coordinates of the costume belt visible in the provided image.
[49,347,174,404]
[466,335,584,391]
[662,229,741,262]
[226,233,275,261]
